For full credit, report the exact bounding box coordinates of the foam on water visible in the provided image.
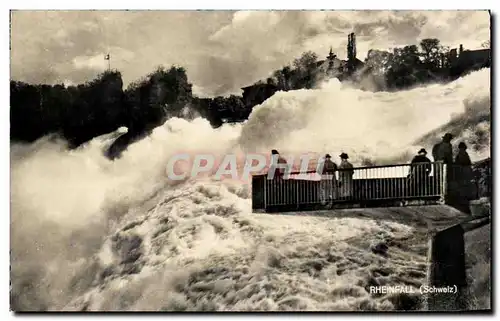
[10,68,490,311]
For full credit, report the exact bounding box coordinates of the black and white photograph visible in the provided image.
[8,6,492,313]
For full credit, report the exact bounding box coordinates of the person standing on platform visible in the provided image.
[432,133,454,181]
[319,154,338,205]
[269,149,288,179]
[454,142,475,200]
[431,132,455,202]
[432,133,454,165]
[338,153,354,199]
[408,148,432,196]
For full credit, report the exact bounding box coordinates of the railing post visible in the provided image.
[254,161,460,213]
[296,179,300,210]
[440,163,447,204]
[264,175,268,210]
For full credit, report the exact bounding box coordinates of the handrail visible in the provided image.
[252,156,490,212]
[254,161,442,176]
[253,158,489,177]
[254,162,447,210]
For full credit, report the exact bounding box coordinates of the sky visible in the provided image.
[10,10,490,97]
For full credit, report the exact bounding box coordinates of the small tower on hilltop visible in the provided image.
[104,53,111,71]
[327,47,337,72]
[328,47,336,60]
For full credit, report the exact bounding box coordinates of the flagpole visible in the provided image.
[105,53,111,71]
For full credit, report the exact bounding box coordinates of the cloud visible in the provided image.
[73,54,108,70]
[192,11,313,96]
[72,48,135,73]
[184,10,491,96]
[10,11,230,86]
[10,10,490,96]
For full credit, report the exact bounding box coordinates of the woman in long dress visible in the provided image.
[338,153,354,199]
[318,154,338,204]
[454,142,475,200]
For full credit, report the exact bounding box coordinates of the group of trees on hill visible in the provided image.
[11,66,197,147]
[9,65,250,148]
[270,51,320,90]
[11,72,126,147]
[11,37,490,152]
[268,38,490,93]
[363,38,458,90]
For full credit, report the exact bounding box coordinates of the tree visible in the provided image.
[419,38,442,70]
[273,69,285,89]
[292,51,319,89]
[147,66,193,116]
[365,49,391,76]
[266,77,276,86]
[282,65,292,90]
[226,95,246,119]
[273,65,292,91]
[124,65,194,131]
[385,45,421,88]
[10,71,128,147]
[293,51,318,70]
[362,49,393,90]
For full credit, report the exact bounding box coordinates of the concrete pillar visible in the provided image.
[425,224,467,311]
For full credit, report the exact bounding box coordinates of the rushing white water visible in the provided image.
[10,68,490,311]
[240,68,491,165]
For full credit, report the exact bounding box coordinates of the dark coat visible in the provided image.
[271,156,288,178]
[322,159,338,175]
[410,154,432,179]
[453,150,475,200]
[432,141,453,164]
[454,150,473,182]
[455,150,472,166]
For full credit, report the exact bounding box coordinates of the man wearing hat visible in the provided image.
[338,153,354,199]
[432,133,454,190]
[322,154,338,174]
[432,133,454,165]
[409,148,432,196]
[411,148,432,170]
[318,153,338,204]
[269,149,288,179]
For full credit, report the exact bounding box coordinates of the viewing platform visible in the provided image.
[252,161,487,213]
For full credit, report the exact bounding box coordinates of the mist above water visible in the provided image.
[10,68,490,311]
[240,68,490,163]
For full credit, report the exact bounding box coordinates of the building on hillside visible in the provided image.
[458,48,491,69]
[315,48,344,76]
[315,32,365,78]
[240,33,365,107]
[447,44,491,75]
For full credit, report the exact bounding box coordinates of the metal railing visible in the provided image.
[252,162,450,211]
